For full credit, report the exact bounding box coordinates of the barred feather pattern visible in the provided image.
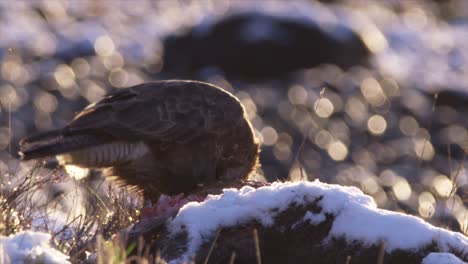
[56,141,150,168]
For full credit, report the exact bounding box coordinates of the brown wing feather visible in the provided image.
[67,80,245,143]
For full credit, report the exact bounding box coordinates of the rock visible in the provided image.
[118,182,468,263]
[162,8,369,79]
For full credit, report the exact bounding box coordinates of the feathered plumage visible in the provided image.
[19,80,259,201]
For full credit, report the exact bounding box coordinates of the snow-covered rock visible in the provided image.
[153,181,468,263]
[0,230,70,264]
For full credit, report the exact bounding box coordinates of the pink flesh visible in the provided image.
[140,193,206,219]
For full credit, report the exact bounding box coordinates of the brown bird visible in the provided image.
[19,80,260,201]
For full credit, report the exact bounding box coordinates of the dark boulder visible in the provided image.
[162,10,370,79]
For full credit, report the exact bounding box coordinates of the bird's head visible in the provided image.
[218,119,260,181]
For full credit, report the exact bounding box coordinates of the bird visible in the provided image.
[19,80,260,201]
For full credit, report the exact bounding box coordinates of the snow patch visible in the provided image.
[303,211,326,225]
[168,181,468,263]
[0,231,70,264]
[422,252,467,264]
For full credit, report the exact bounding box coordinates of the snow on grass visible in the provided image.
[422,252,467,264]
[168,180,468,263]
[0,230,70,264]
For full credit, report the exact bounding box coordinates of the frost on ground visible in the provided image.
[0,230,70,264]
[159,181,467,263]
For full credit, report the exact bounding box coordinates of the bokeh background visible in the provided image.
[0,0,467,235]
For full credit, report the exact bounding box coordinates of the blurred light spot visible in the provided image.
[362,177,379,195]
[420,169,438,187]
[0,127,11,150]
[54,64,76,88]
[419,191,436,204]
[352,148,376,170]
[42,0,67,21]
[35,112,53,131]
[446,125,467,145]
[374,191,388,206]
[1,60,29,85]
[455,209,468,235]
[261,126,278,146]
[446,196,464,216]
[291,108,312,128]
[418,202,435,218]
[71,58,90,79]
[381,78,400,97]
[403,7,428,30]
[433,175,453,198]
[399,116,419,136]
[314,98,334,118]
[401,90,431,117]
[360,25,388,53]
[237,92,257,121]
[64,165,89,180]
[89,57,108,77]
[288,85,307,105]
[126,71,145,87]
[273,142,291,161]
[144,54,163,74]
[0,85,22,112]
[108,69,128,88]
[360,78,386,106]
[32,33,57,57]
[418,192,436,217]
[60,86,80,99]
[94,35,115,57]
[278,133,293,147]
[367,115,387,135]
[103,52,125,70]
[313,130,332,149]
[325,92,344,112]
[329,120,350,142]
[289,166,307,181]
[380,169,397,186]
[413,137,435,161]
[327,141,348,161]
[392,177,412,201]
[345,97,368,124]
[34,92,58,113]
[254,129,263,144]
[251,117,263,132]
